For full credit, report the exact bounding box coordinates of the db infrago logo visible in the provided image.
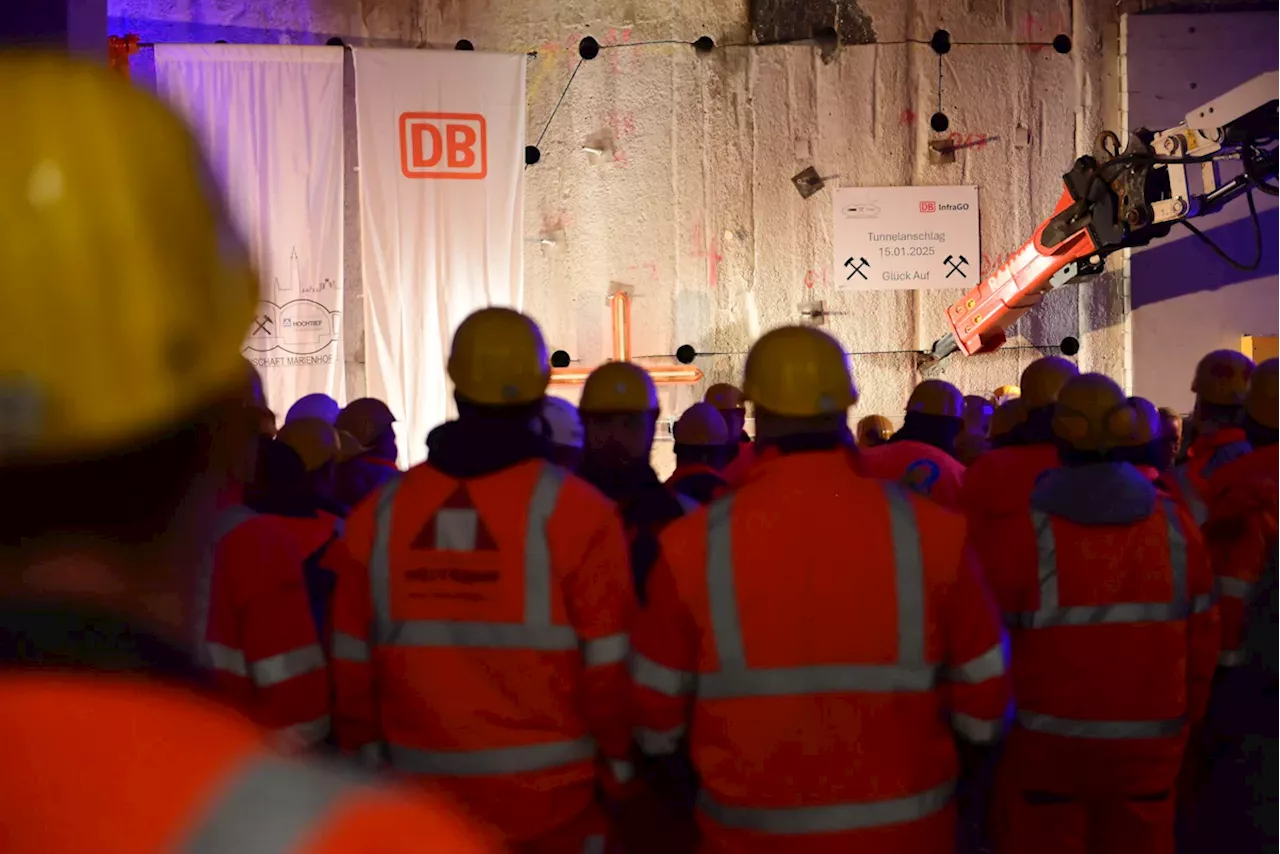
[399,112,487,179]
[920,200,969,213]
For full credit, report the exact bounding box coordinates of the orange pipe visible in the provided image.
[550,289,703,385]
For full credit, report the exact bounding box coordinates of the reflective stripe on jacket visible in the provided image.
[632,449,1010,852]
[329,458,634,844]
[988,498,1219,757]
[204,506,330,746]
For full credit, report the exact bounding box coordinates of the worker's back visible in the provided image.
[0,672,498,853]
[860,439,966,511]
[962,442,1059,560]
[634,447,1010,854]
[329,454,634,846]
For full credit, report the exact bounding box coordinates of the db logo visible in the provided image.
[399,112,487,180]
[919,201,937,213]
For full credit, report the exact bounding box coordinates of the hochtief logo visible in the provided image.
[399,112,487,179]
[920,201,969,213]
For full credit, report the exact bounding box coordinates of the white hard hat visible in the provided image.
[285,392,340,425]
[536,397,583,448]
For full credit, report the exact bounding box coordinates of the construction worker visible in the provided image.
[277,416,349,516]
[534,395,585,470]
[983,373,1218,854]
[327,307,635,852]
[1111,397,1169,487]
[334,397,400,508]
[989,398,1026,450]
[578,361,691,600]
[1157,408,1183,473]
[1166,350,1255,525]
[286,392,341,425]
[0,54,497,851]
[666,402,730,505]
[855,414,894,448]
[860,380,967,511]
[632,325,1012,854]
[963,356,1078,574]
[1187,358,1279,852]
[955,395,995,464]
[708,382,759,488]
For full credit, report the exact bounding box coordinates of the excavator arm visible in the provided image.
[929,70,1279,360]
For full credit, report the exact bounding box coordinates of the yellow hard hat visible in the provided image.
[1192,349,1255,407]
[336,397,396,446]
[907,380,964,419]
[742,326,858,416]
[447,308,550,405]
[1052,373,1138,452]
[1118,396,1162,447]
[992,385,1021,406]
[705,383,745,410]
[989,398,1027,439]
[1245,358,1278,429]
[580,362,658,413]
[0,55,257,464]
[1021,357,1080,410]
[276,417,341,472]
[856,414,893,444]
[673,402,729,446]
[335,429,371,463]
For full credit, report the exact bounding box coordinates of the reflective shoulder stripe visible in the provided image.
[882,483,926,667]
[524,462,567,629]
[1161,498,1189,612]
[697,781,955,835]
[182,755,366,853]
[631,653,695,696]
[952,712,1004,745]
[1170,465,1207,525]
[333,632,371,663]
[1191,592,1216,613]
[388,735,594,777]
[1030,508,1059,614]
[205,642,247,678]
[675,493,700,514]
[1218,576,1256,600]
[368,477,405,645]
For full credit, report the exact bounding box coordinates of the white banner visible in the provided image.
[156,45,346,416]
[353,49,526,467]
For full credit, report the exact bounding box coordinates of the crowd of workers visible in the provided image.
[2,55,1275,854]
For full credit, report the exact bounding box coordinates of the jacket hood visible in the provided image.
[1031,462,1156,525]
[426,418,551,479]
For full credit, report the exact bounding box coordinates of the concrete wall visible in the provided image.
[110,0,1127,470]
[1124,11,1279,414]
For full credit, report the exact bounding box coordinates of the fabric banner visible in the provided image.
[353,48,526,467]
[155,45,345,417]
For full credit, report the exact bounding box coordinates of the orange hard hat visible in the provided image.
[991,384,1021,406]
[276,417,341,471]
[1119,396,1162,447]
[856,414,893,445]
[1192,349,1254,407]
[906,379,963,419]
[580,362,658,413]
[1052,373,1137,452]
[1021,357,1079,409]
[704,382,745,410]
[1245,358,1278,429]
[989,398,1026,439]
[336,397,396,447]
[673,402,729,446]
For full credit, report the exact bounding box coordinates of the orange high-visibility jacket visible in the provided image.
[983,467,1219,783]
[1166,428,1253,526]
[962,443,1060,574]
[328,458,636,846]
[667,463,729,506]
[720,441,761,488]
[860,440,967,511]
[1203,443,1279,668]
[201,506,330,747]
[632,449,1011,854]
[0,674,501,854]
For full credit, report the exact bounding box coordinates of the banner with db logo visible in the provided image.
[353,49,525,466]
